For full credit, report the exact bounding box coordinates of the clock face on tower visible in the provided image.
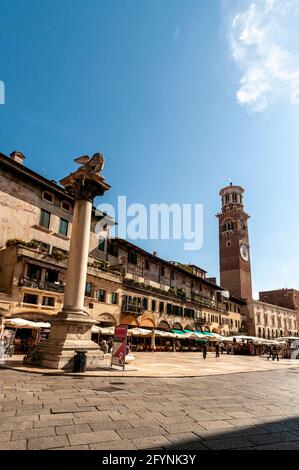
[240,244,249,261]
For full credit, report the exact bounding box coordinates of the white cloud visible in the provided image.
[229,0,299,111]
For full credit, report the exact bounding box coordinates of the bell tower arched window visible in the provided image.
[222,221,234,231]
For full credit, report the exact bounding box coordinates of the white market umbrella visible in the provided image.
[155,330,174,338]
[4,318,50,329]
[92,325,115,335]
[127,328,153,337]
[32,322,51,329]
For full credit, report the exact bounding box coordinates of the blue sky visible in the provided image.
[0,0,299,296]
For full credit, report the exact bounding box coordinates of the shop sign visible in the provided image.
[111,325,128,369]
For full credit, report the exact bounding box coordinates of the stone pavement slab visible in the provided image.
[0,440,27,450]
[68,430,120,446]
[89,440,137,450]
[117,425,167,439]
[0,431,11,443]
[11,427,56,441]
[203,437,254,449]
[27,435,69,450]
[55,424,92,435]
[131,435,172,449]
[89,420,131,432]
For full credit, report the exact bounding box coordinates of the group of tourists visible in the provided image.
[200,341,284,360]
[202,342,220,359]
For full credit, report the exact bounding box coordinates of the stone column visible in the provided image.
[28,154,111,370]
[63,199,92,312]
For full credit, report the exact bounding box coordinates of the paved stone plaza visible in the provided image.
[0,357,299,450]
[2,352,297,377]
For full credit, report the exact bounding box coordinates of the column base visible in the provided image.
[24,310,109,371]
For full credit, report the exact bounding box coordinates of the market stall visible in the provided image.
[275,336,299,359]
[221,335,287,356]
[2,318,50,354]
[126,328,220,352]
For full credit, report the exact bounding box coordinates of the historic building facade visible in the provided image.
[259,288,299,312]
[0,151,244,336]
[246,299,298,338]
[96,238,245,335]
[258,288,299,337]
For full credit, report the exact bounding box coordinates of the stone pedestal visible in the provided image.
[33,312,104,370]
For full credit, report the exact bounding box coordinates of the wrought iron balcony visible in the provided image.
[18,277,65,293]
[121,302,144,315]
[191,292,213,306]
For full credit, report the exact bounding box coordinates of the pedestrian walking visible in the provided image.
[202,342,207,359]
[267,346,273,360]
[272,345,279,361]
[215,343,220,358]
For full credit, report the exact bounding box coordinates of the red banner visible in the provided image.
[111,325,128,369]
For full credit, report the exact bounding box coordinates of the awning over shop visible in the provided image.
[127,328,153,337]
[91,325,115,335]
[276,336,299,341]
[223,335,280,344]
[171,329,221,340]
[155,330,175,338]
[4,318,50,329]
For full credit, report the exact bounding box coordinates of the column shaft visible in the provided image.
[63,199,92,311]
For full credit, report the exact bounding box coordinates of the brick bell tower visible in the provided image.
[216,184,252,300]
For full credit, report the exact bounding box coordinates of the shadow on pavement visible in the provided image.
[165,416,299,450]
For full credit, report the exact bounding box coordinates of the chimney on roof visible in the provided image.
[10,151,25,165]
[153,251,158,257]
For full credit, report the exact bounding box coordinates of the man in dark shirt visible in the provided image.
[202,342,207,359]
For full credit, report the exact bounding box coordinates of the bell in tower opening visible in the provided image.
[216,184,253,300]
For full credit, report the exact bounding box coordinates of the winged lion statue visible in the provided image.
[73,153,105,174]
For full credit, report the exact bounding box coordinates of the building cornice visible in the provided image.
[248,299,297,315]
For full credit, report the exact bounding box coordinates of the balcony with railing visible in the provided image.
[18,277,65,293]
[191,291,213,307]
[121,300,144,315]
[126,264,162,284]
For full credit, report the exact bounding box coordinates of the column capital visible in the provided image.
[60,168,111,202]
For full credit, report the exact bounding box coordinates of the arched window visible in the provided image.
[222,220,234,232]
[157,321,171,331]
